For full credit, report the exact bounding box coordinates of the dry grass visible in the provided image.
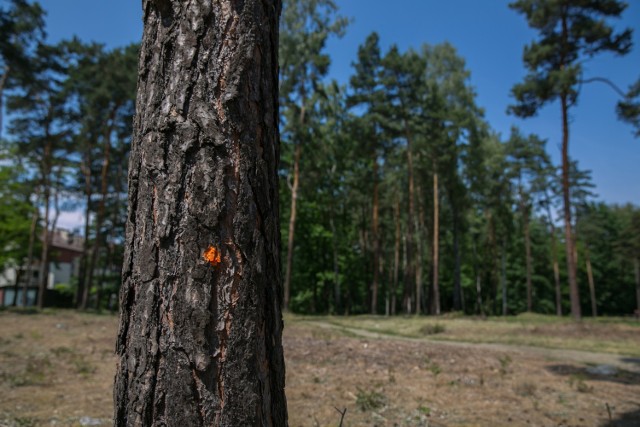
[317,313,640,357]
[0,309,639,426]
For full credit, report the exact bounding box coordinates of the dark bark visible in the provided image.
[114,1,287,425]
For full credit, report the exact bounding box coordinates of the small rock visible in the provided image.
[79,416,106,426]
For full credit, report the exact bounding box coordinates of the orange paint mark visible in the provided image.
[203,245,221,267]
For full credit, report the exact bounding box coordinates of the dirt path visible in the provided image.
[308,320,640,374]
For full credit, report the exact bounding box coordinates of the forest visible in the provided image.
[1,0,639,321]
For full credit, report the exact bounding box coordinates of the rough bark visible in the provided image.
[114,1,287,425]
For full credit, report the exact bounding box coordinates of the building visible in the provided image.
[0,228,84,307]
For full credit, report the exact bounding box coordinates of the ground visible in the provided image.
[0,310,639,426]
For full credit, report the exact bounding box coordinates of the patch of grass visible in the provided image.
[568,374,592,393]
[10,355,51,387]
[498,354,512,376]
[420,323,446,335]
[513,381,537,397]
[418,405,431,416]
[428,362,442,376]
[70,354,96,375]
[51,346,74,356]
[355,388,386,412]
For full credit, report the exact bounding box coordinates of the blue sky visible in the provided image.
[33,0,640,211]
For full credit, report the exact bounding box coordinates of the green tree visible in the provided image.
[506,128,550,312]
[0,0,45,134]
[279,0,347,310]
[509,0,632,319]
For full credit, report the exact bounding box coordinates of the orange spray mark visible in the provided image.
[203,245,221,267]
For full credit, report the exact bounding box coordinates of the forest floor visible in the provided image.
[0,310,639,427]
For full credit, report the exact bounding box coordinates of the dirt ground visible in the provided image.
[0,310,639,427]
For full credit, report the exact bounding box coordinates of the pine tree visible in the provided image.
[509,0,632,319]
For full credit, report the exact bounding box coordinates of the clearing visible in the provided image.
[0,310,639,426]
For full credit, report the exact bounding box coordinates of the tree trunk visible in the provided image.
[392,197,400,316]
[544,195,562,316]
[452,213,462,312]
[560,15,580,320]
[501,239,507,316]
[114,1,287,425]
[329,199,340,314]
[37,138,53,310]
[404,124,415,315]
[76,151,92,308]
[84,109,117,309]
[371,156,380,314]
[284,142,300,311]
[22,199,39,307]
[432,171,440,315]
[634,257,640,317]
[523,206,533,312]
[585,250,597,317]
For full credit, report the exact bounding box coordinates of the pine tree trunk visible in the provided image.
[452,213,462,312]
[560,14,580,320]
[22,199,39,307]
[634,257,640,317]
[404,125,415,315]
[77,154,92,308]
[501,239,507,316]
[523,207,533,312]
[85,110,117,309]
[585,250,597,317]
[371,157,379,314]
[432,172,440,315]
[283,142,300,311]
[37,139,53,310]
[544,197,563,316]
[114,1,287,425]
[392,197,400,316]
[554,259,562,316]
